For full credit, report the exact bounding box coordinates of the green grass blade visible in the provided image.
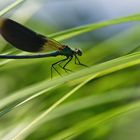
[10,75,96,140]
[0,52,140,118]
[10,52,140,139]
[3,87,140,139]
[49,14,140,41]
[49,101,140,140]
[44,87,140,123]
[0,0,26,16]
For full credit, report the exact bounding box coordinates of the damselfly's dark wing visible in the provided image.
[0,18,63,52]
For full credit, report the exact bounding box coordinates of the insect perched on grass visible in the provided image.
[0,18,87,77]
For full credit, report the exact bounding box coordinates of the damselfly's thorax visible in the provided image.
[61,45,83,57]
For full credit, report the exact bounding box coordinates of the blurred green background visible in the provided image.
[0,0,140,140]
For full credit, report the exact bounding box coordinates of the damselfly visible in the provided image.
[0,18,86,77]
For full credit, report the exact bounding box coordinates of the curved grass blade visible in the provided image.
[0,52,140,118]
[0,86,57,117]
[0,0,26,16]
[49,101,140,140]
[50,14,140,41]
[10,52,140,139]
[3,87,140,139]
[44,87,140,123]
[11,75,96,140]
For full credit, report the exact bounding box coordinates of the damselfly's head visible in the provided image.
[75,48,82,56]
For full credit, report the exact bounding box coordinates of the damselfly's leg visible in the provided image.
[62,56,73,72]
[58,64,72,73]
[51,57,69,78]
[74,55,88,67]
[58,56,73,73]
